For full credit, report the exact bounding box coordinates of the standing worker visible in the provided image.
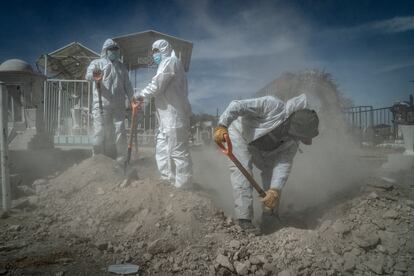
[134,39,192,188]
[85,38,134,162]
[214,94,319,235]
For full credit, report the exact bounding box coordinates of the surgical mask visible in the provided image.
[107,50,120,61]
[153,53,162,65]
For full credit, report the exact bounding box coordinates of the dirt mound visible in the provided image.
[209,172,414,276]
[34,155,218,249]
[1,153,413,275]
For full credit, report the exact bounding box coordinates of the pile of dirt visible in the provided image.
[33,155,219,248]
[1,154,413,275]
[209,173,414,276]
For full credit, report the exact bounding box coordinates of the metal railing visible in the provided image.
[43,80,158,146]
[126,94,157,147]
[0,82,11,211]
[344,106,393,128]
[343,106,396,143]
[44,79,92,139]
[133,88,157,131]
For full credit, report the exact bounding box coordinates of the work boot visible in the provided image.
[238,219,262,236]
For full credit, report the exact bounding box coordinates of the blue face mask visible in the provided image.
[153,53,162,65]
[107,50,120,61]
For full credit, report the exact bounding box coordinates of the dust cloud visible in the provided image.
[274,71,373,212]
[192,147,235,216]
[192,70,373,218]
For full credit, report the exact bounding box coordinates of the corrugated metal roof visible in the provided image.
[113,30,193,72]
[35,31,193,80]
[36,42,99,80]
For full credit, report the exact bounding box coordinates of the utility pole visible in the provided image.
[0,82,11,211]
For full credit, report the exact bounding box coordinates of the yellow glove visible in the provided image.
[260,188,280,209]
[213,125,228,144]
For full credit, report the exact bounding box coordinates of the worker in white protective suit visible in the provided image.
[85,38,134,161]
[133,39,192,188]
[214,94,319,235]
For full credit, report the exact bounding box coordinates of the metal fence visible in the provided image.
[44,79,92,143]
[43,79,158,146]
[344,106,393,128]
[0,82,11,211]
[133,88,157,131]
[343,106,396,143]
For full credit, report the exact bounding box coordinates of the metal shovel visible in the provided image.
[124,99,141,174]
[216,133,266,198]
[93,70,106,155]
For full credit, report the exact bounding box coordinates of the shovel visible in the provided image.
[216,134,282,224]
[124,99,141,175]
[216,133,266,198]
[93,69,106,155]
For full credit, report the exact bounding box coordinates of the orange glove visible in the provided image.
[260,188,280,209]
[92,68,103,82]
[213,125,228,144]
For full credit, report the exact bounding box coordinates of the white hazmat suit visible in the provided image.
[85,38,133,160]
[218,94,308,220]
[135,39,192,188]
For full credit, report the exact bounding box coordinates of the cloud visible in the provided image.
[370,16,414,34]
[193,36,295,60]
[127,2,414,113]
[182,1,310,60]
[323,16,414,39]
[374,61,414,74]
[173,0,313,113]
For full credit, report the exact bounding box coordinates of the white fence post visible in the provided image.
[0,82,11,211]
[57,81,62,136]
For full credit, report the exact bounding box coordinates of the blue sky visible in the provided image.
[1,0,414,114]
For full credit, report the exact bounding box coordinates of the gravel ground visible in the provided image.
[0,151,413,276]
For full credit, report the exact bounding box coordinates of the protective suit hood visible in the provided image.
[285,94,308,117]
[152,39,176,60]
[86,38,134,109]
[136,38,190,130]
[101,39,119,58]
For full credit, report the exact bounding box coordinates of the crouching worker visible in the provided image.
[214,94,319,235]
